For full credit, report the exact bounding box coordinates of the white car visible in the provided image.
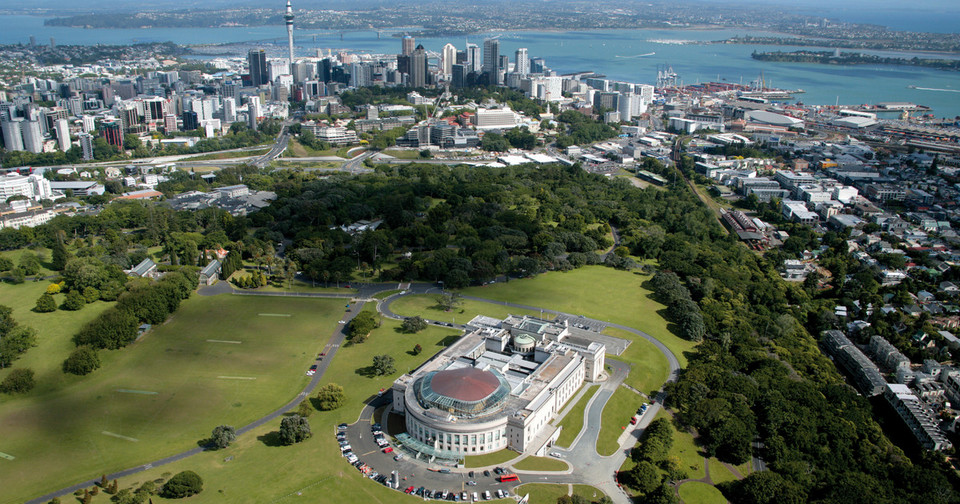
[496,490,505,499]
[549,452,562,458]
[394,453,404,461]
[483,491,492,500]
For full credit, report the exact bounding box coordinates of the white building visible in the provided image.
[0,173,51,202]
[473,107,518,130]
[442,43,457,76]
[54,118,70,152]
[392,315,605,459]
[1,118,24,151]
[21,120,43,153]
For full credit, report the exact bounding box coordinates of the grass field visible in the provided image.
[0,282,114,394]
[512,456,569,472]
[596,387,644,456]
[389,294,542,325]
[463,449,520,468]
[0,294,346,504]
[461,266,696,367]
[286,139,355,159]
[663,410,706,481]
[514,484,606,504]
[553,385,597,447]
[604,327,670,396]
[23,312,463,504]
[710,461,742,485]
[0,247,55,277]
[678,481,727,504]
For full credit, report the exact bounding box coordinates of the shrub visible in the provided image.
[61,290,86,311]
[34,293,57,313]
[46,283,61,294]
[0,368,35,394]
[62,346,101,375]
[160,470,203,499]
[316,383,345,411]
[209,425,236,449]
[279,415,311,445]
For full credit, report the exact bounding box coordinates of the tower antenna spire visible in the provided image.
[285,1,295,73]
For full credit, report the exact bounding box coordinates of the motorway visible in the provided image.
[26,282,680,504]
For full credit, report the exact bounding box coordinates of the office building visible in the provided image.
[1,117,24,151]
[482,38,500,83]
[410,45,428,88]
[81,115,95,133]
[442,43,457,76]
[515,48,529,76]
[54,118,70,152]
[466,44,481,73]
[79,132,94,161]
[247,96,261,130]
[223,97,237,123]
[248,49,269,87]
[101,121,123,149]
[21,120,43,154]
[451,64,467,89]
[402,35,416,56]
[529,58,545,74]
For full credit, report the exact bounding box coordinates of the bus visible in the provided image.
[498,473,519,483]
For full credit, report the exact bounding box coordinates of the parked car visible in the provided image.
[338,423,348,430]
[472,492,479,502]
[383,447,393,453]
[394,453,404,461]
[483,470,490,477]
[550,452,562,458]
[405,486,415,494]
[484,490,492,500]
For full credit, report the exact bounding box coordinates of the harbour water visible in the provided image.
[2,14,959,117]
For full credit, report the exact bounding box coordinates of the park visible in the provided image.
[0,262,721,504]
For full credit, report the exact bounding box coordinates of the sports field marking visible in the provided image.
[258,313,291,317]
[102,431,139,442]
[0,451,14,460]
[115,389,159,395]
[217,376,257,380]
[207,339,243,344]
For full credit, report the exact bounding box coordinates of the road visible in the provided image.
[28,282,681,504]
[252,125,291,168]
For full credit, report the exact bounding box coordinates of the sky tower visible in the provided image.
[284,1,295,71]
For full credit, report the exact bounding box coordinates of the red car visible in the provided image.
[405,486,414,494]
[383,447,393,453]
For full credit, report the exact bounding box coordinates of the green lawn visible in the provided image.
[0,281,114,394]
[597,387,644,456]
[1,247,55,277]
[604,327,670,396]
[663,411,707,481]
[678,481,727,504]
[553,385,597,447]
[463,449,521,468]
[710,461,742,485]
[389,294,542,325]
[0,294,346,504]
[514,484,606,504]
[461,266,696,367]
[512,456,569,472]
[30,313,462,504]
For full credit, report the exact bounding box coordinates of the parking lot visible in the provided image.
[339,410,518,501]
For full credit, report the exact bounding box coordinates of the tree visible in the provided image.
[316,383,345,410]
[402,316,428,333]
[372,354,396,376]
[62,346,100,375]
[348,311,377,341]
[630,460,661,494]
[0,326,37,368]
[18,252,41,276]
[34,293,57,313]
[0,368,35,394]
[435,292,463,311]
[279,414,311,445]
[296,399,313,417]
[72,308,140,349]
[51,230,70,271]
[160,470,203,498]
[210,425,236,449]
[413,343,423,355]
[61,290,86,311]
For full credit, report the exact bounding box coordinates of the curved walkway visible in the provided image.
[28,282,682,504]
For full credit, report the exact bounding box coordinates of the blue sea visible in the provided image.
[2,15,959,118]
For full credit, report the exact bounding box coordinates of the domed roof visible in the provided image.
[514,334,536,346]
[429,367,501,402]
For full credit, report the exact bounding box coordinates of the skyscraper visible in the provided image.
[515,48,529,76]
[442,43,457,76]
[401,36,415,56]
[451,64,467,89]
[248,49,269,87]
[54,118,70,152]
[247,96,261,131]
[284,1,295,73]
[1,118,24,152]
[410,45,428,88]
[79,133,94,161]
[101,121,123,149]
[466,44,481,73]
[482,38,499,76]
[21,120,43,154]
